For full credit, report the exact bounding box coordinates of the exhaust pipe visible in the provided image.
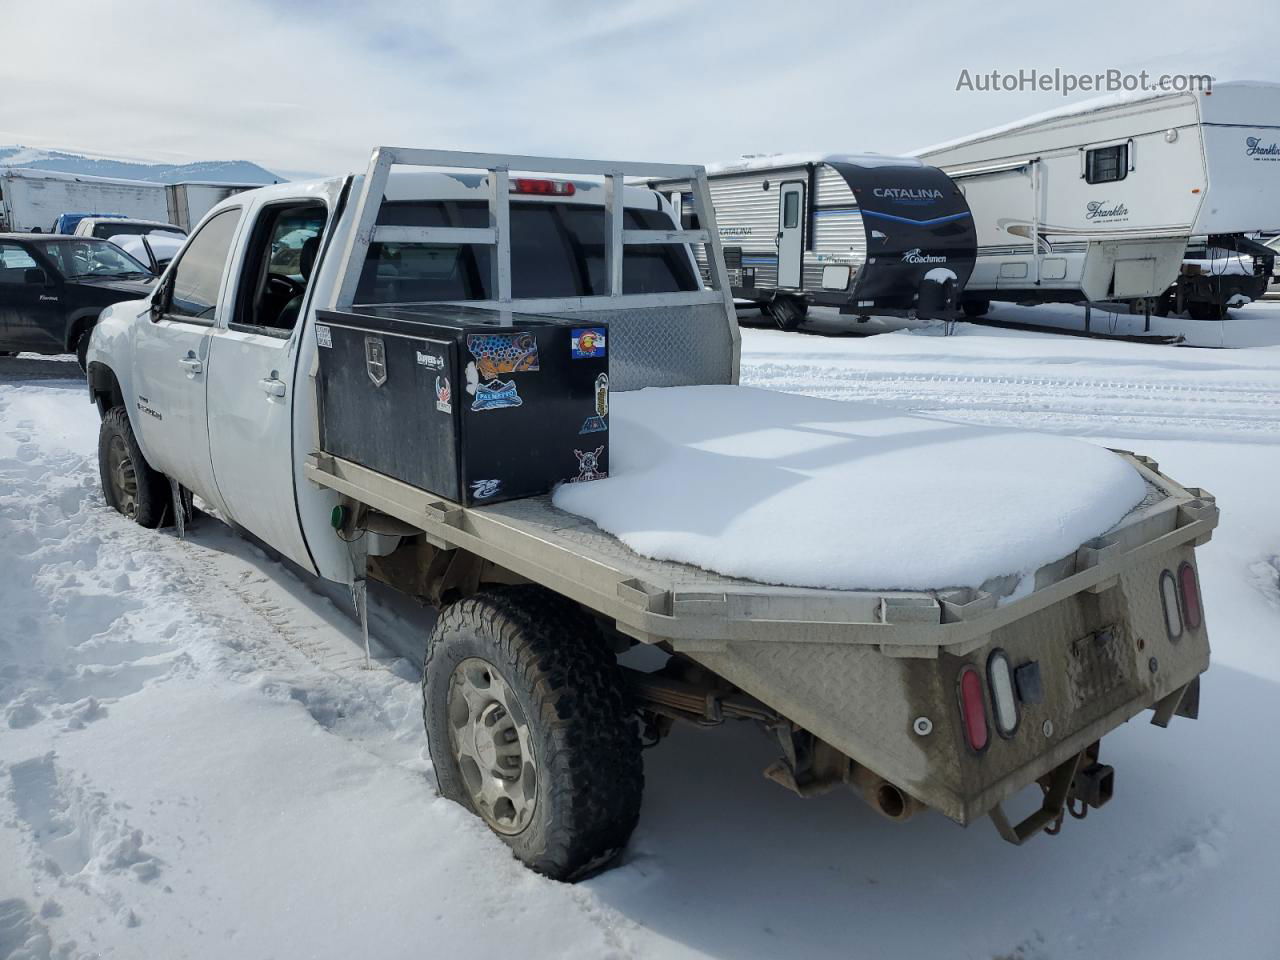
[849,766,923,822]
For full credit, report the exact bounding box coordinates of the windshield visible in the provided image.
[39,239,153,279]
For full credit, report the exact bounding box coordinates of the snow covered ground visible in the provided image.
[2,302,1280,959]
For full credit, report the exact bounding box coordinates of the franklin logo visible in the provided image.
[902,248,946,264]
[873,187,943,201]
[1246,136,1280,158]
[365,335,387,387]
[1085,200,1129,221]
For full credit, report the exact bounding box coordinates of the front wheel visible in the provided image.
[98,407,168,528]
[423,586,643,881]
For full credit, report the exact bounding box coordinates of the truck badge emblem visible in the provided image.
[365,335,387,387]
[471,379,522,411]
[467,332,540,380]
[571,327,607,359]
[569,446,606,483]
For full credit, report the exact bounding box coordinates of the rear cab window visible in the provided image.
[355,200,699,304]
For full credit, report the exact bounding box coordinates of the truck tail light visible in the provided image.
[986,650,1019,737]
[1159,570,1183,640]
[1178,562,1202,630]
[958,666,989,752]
[511,178,575,196]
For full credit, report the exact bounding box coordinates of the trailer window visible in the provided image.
[783,190,801,229]
[355,200,699,304]
[1085,144,1128,184]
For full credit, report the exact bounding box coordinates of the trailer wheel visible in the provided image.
[422,586,643,881]
[1187,300,1228,322]
[961,299,990,318]
[98,407,168,528]
[767,296,807,331]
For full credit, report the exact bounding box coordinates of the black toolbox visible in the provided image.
[314,305,609,506]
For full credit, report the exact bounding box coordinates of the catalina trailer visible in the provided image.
[649,154,976,330]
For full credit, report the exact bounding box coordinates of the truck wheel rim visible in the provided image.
[446,657,538,836]
[107,435,139,518]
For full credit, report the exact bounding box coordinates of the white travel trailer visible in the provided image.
[649,154,976,329]
[917,81,1280,321]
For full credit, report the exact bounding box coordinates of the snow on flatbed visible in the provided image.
[553,384,1147,592]
[3,310,1280,959]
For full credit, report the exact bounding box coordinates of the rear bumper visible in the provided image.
[690,536,1211,824]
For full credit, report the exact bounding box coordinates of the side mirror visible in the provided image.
[150,276,172,321]
[23,267,49,286]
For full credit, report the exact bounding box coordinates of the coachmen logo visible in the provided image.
[902,248,946,264]
[365,335,387,387]
[873,187,943,201]
[1246,136,1280,160]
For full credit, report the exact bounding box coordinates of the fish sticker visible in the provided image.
[467,332,540,381]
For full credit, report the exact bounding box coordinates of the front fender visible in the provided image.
[86,298,149,417]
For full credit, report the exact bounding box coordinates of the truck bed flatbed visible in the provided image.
[305,449,1217,658]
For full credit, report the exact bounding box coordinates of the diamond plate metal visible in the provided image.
[553,303,733,391]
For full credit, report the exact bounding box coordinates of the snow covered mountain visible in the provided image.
[0,145,281,184]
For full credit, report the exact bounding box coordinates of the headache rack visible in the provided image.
[329,146,738,320]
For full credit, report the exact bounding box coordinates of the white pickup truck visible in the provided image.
[86,148,1217,881]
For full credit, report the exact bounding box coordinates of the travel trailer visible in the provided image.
[649,154,976,329]
[917,82,1280,321]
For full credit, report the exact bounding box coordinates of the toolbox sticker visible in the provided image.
[571,327,606,359]
[470,479,502,500]
[315,325,333,349]
[569,446,607,483]
[579,372,609,433]
[417,349,444,370]
[467,332,540,381]
[471,379,522,411]
[365,335,387,387]
[435,375,452,414]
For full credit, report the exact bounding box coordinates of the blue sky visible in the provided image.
[0,0,1273,177]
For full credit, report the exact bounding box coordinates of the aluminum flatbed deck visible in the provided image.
[304,449,1218,659]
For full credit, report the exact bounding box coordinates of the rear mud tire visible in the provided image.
[98,406,168,528]
[961,299,990,318]
[423,586,643,881]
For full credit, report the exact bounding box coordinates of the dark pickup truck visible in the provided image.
[0,233,155,368]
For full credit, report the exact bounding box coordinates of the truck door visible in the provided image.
[777,181,805,288]
[205,200,328,573]
[0,240,61,352]
[130,207,243,506]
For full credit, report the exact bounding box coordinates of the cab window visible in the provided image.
[167,209,242,322]
[233,202,327,335]
[0,242,38,282]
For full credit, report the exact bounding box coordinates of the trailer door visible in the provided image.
[777,181,805,288]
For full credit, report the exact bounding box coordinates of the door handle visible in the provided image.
[179,356,203,375]
[259,376,286,398]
